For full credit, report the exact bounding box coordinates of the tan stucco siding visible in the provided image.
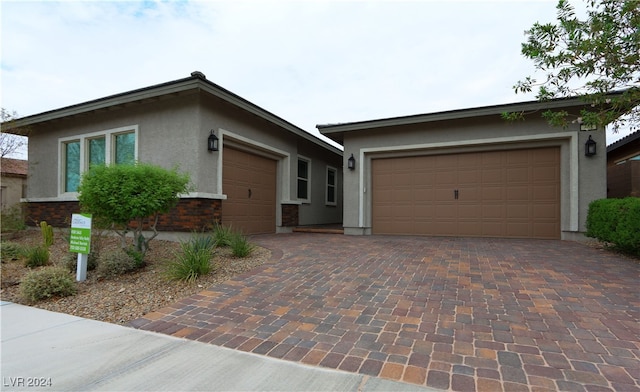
[1,176,25,210]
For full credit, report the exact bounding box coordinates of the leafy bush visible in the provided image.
[60,252,99,273]
[586,197,640,255]
[228,231,254,258]
[24,246,50,268]
[126,248,145,269]
[78,163,191,255]
[164,237,215,282]
[95,249,142,279]
[0,205,26,233]
[20,267,77,303]
[1,241,24,261]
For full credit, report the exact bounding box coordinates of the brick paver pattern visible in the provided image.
[130,234,640,391]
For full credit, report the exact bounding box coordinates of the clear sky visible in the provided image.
[1,0,633,158]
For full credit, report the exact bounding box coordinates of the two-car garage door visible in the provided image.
[372,147,560,239]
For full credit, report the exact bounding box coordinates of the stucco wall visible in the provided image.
[25,90,343,231]
[296,139,343,226]
[340,113,606,239]
[1,176,25,210]
[26,92,200,199]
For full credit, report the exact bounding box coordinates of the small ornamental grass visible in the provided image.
[164,235,216,283]
[212,223,235,247]
[212,224,254,258]
[1,241,25,262]
[228,232,254,258]
[24,245,50,268]
[20,267,77,303]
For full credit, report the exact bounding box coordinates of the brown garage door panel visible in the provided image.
[372,147,560,239]
[222,147,277,235]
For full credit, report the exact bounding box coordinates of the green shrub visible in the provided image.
[228,232,254,258]
[126,248,145,269]
[212,224,234,247]
[60,252,99,272]
[586,197,640,255]
[1,241,25,261]
[0,205,26,233]
[164,238,215,282]
[20,267,77,303]
[24,246,50,268]
[95,249,141,279]
[188,232,217,253]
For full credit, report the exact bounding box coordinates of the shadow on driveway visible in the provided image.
[131,234,640,391]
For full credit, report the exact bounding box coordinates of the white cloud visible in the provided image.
[1,0,634,153]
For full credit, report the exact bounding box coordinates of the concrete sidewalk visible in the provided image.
[0,302,437,391]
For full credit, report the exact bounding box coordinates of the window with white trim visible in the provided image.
[326,166,337,206]
[60,126,137,194]
[297,157,311,202]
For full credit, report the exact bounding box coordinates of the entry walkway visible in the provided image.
[131,234,640,391]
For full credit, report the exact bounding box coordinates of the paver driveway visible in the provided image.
[131,234,640,391]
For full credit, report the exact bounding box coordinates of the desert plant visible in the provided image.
[59,252,99,273]
[24,245,50,268]
[126,248,145,269]
[1,241,24,261]
[40,221,54,247]
[95,248,141,279]
[212,223,234,247]
[189,232,217,253]
[0,205,26,233]
[228,231,254,258]
[19,267,77,303]
[164,238,214,282]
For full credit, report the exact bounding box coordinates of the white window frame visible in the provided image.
[325,165,337,206]
[58,125,138,195]
[297,156,311,203]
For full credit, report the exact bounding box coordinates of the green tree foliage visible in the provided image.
[77,163,190,255]
[506,0,639,132]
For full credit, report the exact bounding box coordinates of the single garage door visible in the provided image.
[222,147,277,235]
[372,147,560,239]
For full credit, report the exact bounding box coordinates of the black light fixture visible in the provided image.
[585,135,596,157]
[207,130,219,152]
[347,154,356,171]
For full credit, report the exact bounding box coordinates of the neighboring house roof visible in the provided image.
[317,95,621,144]
[2,71,342,156]
[1,158,28,178]
[607,129,640,153]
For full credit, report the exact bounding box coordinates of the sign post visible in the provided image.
[70,213,92,282]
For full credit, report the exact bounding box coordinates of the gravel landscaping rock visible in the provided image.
[1,230,270,324]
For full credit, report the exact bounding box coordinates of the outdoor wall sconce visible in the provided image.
[585,135,596,157]
[347,154,356,171]
[207,130,219,152]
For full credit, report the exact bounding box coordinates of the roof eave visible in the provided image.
[2,75,342,156]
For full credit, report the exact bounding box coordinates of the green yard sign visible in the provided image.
[70,213,92,254]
